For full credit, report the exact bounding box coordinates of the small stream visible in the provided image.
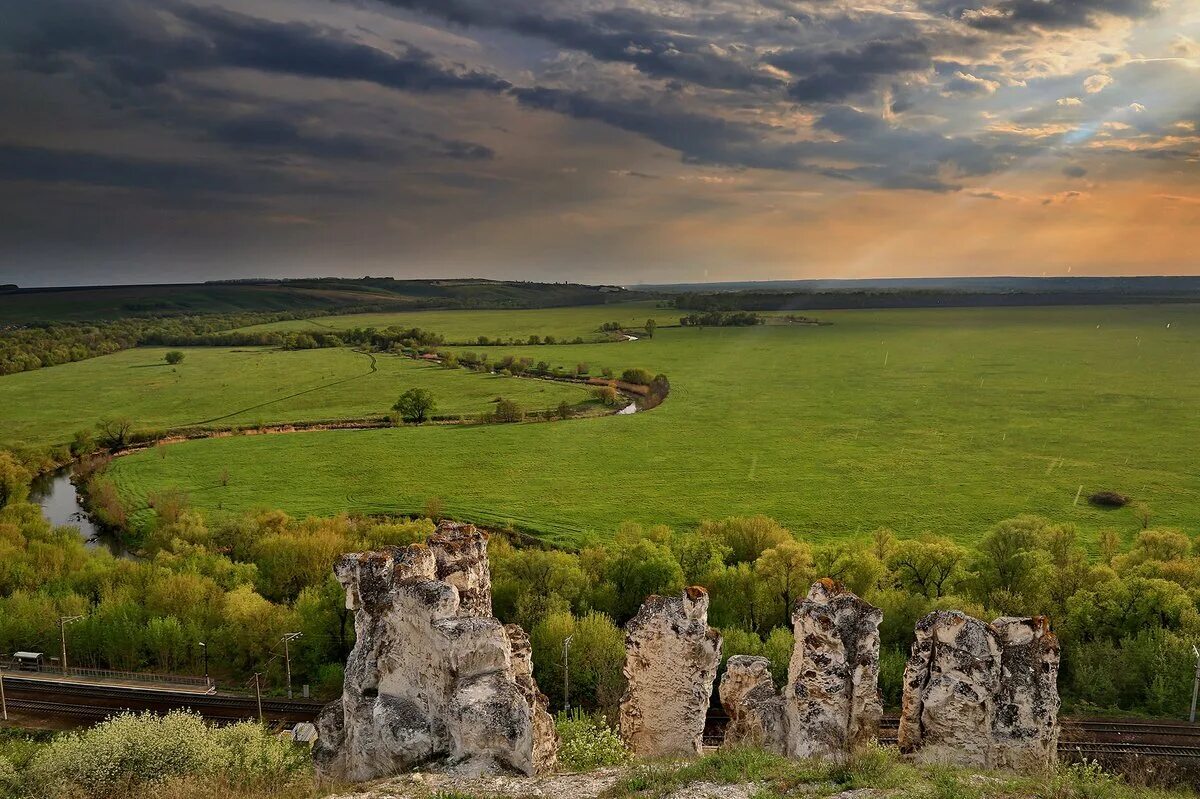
[29,467,132,557]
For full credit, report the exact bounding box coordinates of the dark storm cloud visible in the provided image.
[0,143,309,195]
[769,38,933,101]
[11,0,510,95]
[1063,165,1088,178]
[929,0,1160,32]
[374,0,779,90]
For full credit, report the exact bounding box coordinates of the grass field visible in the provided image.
[235,300,667,342]
[102,303,1200,549]
[0,346,591,449]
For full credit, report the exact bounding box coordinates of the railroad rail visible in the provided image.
[702,712,1200,758]
[1,675,323,725]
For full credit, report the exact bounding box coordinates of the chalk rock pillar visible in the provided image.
[898,610,1002,767]
[505,623,560,774]
[620,587,722,757]
[718,655,787,754]
[314,521,553,783]
[991,616,1060,769]
[786,579,884,759]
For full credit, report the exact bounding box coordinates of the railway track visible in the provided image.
[1,675,323,725]
[703,713,1200,759]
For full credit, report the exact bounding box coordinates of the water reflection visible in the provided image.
[29,467,133,557]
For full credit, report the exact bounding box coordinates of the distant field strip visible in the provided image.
[105,303,1200,548]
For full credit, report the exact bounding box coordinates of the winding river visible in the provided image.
[30,468,131,556]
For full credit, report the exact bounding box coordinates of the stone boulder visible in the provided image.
[898,611,1059,769]
[718,656,787,754]
[620,587,723,757]
[314,521,557,783]
[991,616,1060,769]
[785,580,883,759]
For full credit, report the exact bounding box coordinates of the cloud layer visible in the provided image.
[0,0,1196,283]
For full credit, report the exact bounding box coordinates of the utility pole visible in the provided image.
[253,673,263,723]
[1190,645,1200,724]
[281,633,302,699]
[1,663,7,722]
[59,615,83,675]
[562,635,573,713]
[198,642,209,686]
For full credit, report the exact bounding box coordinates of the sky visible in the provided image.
[0,0,1197,287]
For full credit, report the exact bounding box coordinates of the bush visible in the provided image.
[491,398,525,423]
[25,711,308,799]
[592,386,620,407]
[621,368,654,385]
[0,756,18,799]
[164,351,185,365]
[1089,491,1130,508]
[555,711,631,771]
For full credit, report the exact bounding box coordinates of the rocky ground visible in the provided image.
[326,769,893,799]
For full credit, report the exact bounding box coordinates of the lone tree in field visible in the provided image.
[164,351,185,365]
[645,319,657,338]
[491,397,525,423]
[393,388,436,423]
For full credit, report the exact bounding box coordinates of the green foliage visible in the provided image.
[490,397,525,423]
[621,368,654,385]
[393,387,437,423]
[0,756,17,799]
[25,711,308,799]
[592,385,621,406]
[0,451,30,507]
[531,611,626,716]
[164,351,185,365]
[554,711,631,771]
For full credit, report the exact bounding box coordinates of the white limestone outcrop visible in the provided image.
[313,521,558,782]
[619,587,723,757]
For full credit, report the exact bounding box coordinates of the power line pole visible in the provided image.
[1,664,7,722]
[59,615,83,675]
[253,673,263,723]
[281,633,302,699]
[562,635,573,713]
[198,642,209,687]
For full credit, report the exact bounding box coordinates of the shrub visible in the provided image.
[557,400,574,420]
[164,351,185,365]
[491,398,525,423]
[621,367,654,385]
[26,712,309,799]
[555,711,631,771]
[0,756,18,799]
[592,386,620,407]
[1089,491,1130,508]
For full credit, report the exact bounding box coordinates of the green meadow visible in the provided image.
[0,346,590,449]
[236,300,666,342]
[102,303,1200,549]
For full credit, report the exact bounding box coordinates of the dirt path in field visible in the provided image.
[187,350,379,426]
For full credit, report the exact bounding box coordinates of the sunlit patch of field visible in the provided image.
[107,304,1200,549]
[0,346,591,449]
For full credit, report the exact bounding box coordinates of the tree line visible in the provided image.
[0,453,1197,718]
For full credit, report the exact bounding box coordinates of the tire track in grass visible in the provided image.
[188,350,379,426]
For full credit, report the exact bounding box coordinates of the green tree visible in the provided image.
[0,451,31,508]
[645,319,657,338]
[491,398,525,423]
[164,350,185,365]
[392,387,436,423]
[755,539,816,619]
[887,535,968,599]
[698,516,791,564]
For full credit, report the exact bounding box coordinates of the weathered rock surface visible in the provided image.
[314,521,557,783]
[898,611,1059,768]
[718,656,787,754]
[991,616,1060,769]
[506,624,559,774]
[620,587,723,757]
[786,579,884,759]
